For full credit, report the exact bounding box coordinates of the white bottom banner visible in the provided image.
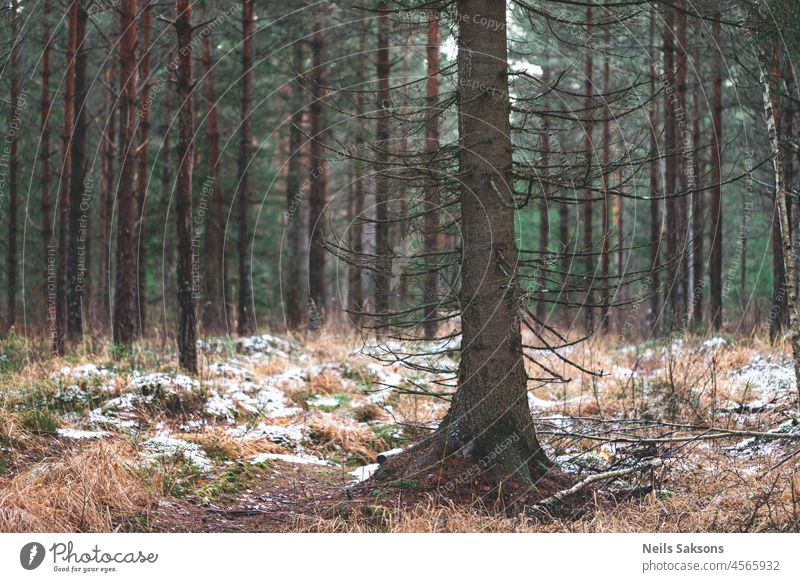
[0,533,796,581]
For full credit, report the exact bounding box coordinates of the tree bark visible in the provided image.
[600,30,611,333]
[6,0,20,332]
[284,40,305,331]
[135,1,152,336]
[648,8,661,333]
[347,33,366,331]
[691,66,704,327]
[201,21,227,333]
[41,0,54,332]
[174,0,198,372]
[113,0,138,349]
[237,0,256,336]
[387,0,549,481]
[759,44,800,403]
[56,0,78,354]
[663,3,679,332]
[423,12,440,339]
[709,10,723,330]
[373,1,392,336]
[582,0,594,333]
[307,9,327,328]
[98,54,116,331]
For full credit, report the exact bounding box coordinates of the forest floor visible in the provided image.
[1,326,799,532]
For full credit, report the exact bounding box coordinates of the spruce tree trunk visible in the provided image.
[347,34,366,330]
[691,67,704,326]
[537,51,550,325]
[201,26,226,333]
[174,0,197,372]
[423,12,440,339]
[389,0,549,480]
[663,4,679,332]
[600,29,611,333]
[237,0,255,336]
[113,0,138,349]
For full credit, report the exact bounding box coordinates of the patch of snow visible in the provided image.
[349,463,380,482]
[56,428,111,440]
[236,334,292,358]
[52,364,112,382]
[306,395,343,409]
[140,436,213,472]
[208,361,252,381]
[203,393,238,421]
[228,423,306,450]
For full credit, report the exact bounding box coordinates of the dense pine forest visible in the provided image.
[1,0,800,533]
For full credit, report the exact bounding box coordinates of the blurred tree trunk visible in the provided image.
[600,28,611,333]
[6,0,19,332]
[347,34,366,331]
[582,0,594,333]
[423,12,440,339]
[307,8,327,329]
[663,3,678,332]
[201,21,227,334]
[648,9,661,333]
[174,0,198,372]
[691,66,704,327]
[56,1,77,354]
[373,1,391,336]
[237,0,256,336]
[41,0,54,330]
[98,52,116,332]
[284,40,305,331]
[135,1,152,336]
[709,9,723,331]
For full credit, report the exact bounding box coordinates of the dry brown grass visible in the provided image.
[0,441,160,532]
[307,414,381,461]
[180,427,286,461]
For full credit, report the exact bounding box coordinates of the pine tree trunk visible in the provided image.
[307,10,327,328]
[537,51,551,325]
[284,40,305,331]
[174,0,197,372]
[600,29,611,333]
[41,0,54,331]
[201,24,226,333]
[423,12,440,339]
[347,34,366,331]
[709,11,723,330]
[98,55,116,331]
[583,0,594,333]
[66,0,89,341]
[386,0,549,480]
[691,68,704,326]
[237,0,255,336]
[373,1,392,336]
[674,0,689,323]
[135,1,152,336]
[663,3,679,332]
[6,0,20,332]
[648,9,661,332]
[56,1,78,354]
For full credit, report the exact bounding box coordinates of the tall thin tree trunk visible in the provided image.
[307,9,327,328]
[56,1,77,354]
[113,0,137,349]
[236,0,255,336]
[537,50,551,325]
[6,0,20,332]
[423,12,440,339]
[691,67,704,326]
[66,0,89,341]
[759,43,800,403]
[583,0,594,333]
[201,22,226,333]
[284,40,305,330]
[600,30,611,333]
[663,3,678,332]
[174,0,197,372]
[648,9,661,333]
[674,0,689,323]
[373,1,392,336]
[348,34,366,331]
[135,1,152,336]
[709,10,723,331]
[98,51,116,331]
[41,0,54,331]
